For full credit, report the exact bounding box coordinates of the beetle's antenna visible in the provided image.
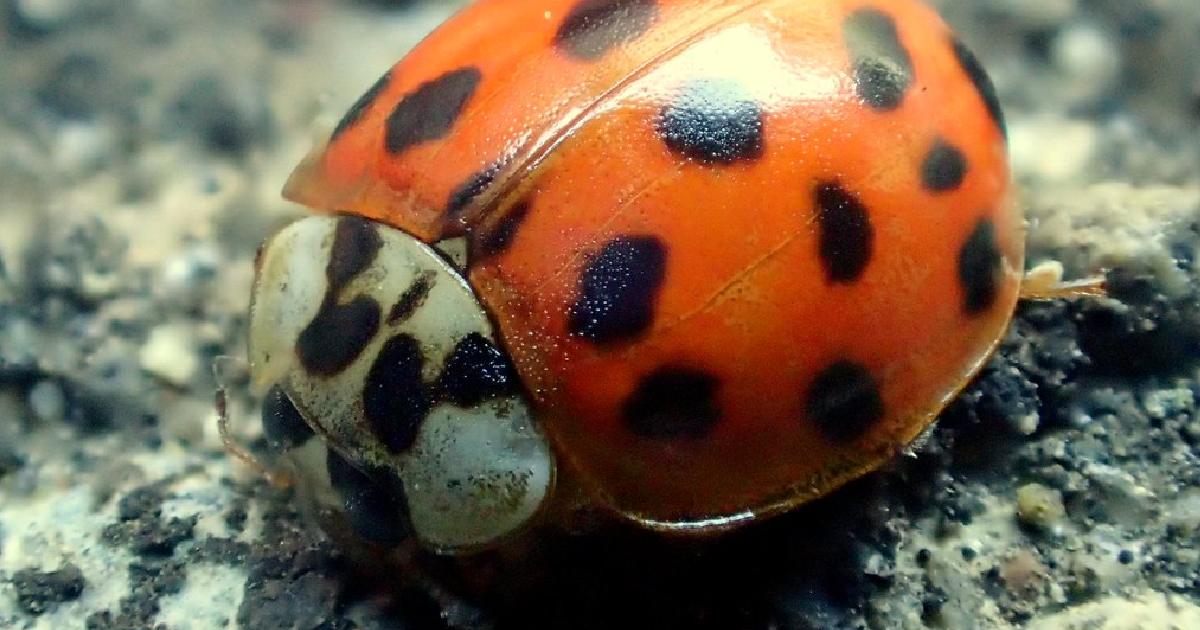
[213,357,291,488]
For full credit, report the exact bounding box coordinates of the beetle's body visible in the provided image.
[251,0,1021,548]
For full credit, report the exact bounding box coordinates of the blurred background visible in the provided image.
[1,1,1199,628]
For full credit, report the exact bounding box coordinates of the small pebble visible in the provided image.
[159,244,220,306]
[920,596,944,622]
[8,0,84,38]
[11,563,86,615]
[1141,387,1194,421]
[172,75,272,154]
[1001,549,1047,599]
[27,380,66,423]
[1166,489,1200,534]
[1086,465,1156,525]
[1010,411,1040,436]
[1009,117,1098,182]
[0,445,24,478]
[1017,483,1067,531]
[1052,22,1121,100]
[139,324,199,387]
[37,53,108,120]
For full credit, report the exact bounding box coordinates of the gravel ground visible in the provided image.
[1,0,1198,628]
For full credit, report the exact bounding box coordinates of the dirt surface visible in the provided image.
[1,0,1199,628]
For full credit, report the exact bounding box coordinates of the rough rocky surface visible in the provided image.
[1,0,1199,628]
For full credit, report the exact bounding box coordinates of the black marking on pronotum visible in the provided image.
[327,216,383,292]
[958,217,1002,314]
[568,235,668,343]
[385,66,481,155]
[362,333,432,454]
[325,448,412,547]
[473,200,531,260]
[331,69,391,141]
[296,296,382,377]
[655,78,764,165]
[951,37,1006,138]
[921,139,968,193]
[296,217,385,376]
[806,361,884,442]
[554,0,658,61]
[844,8,913,111]
[435,332,520,407]
[623,367,721,439]
[814,181,874,284]
[387,271,436,325]
[261,384,313,450]
[360,330,523,455]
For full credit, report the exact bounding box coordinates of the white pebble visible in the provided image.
[1053,22,1121,95]
[140,324,199,387]
[1011,411,1041,436]
[160,244,220,301]
[13,0,80,25]
[27,380,66,423]
[1167,489,1200,535]
[1009,117,1098,182]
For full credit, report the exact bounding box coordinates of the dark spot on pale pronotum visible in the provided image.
[362,333,432,454]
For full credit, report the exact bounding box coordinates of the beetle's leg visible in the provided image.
[1020,261,1107,300]
[213,358,292,488]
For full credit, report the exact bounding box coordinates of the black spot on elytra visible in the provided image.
[296,296,382,376]
[388,271,435,324]
[568,236,667,343]
[362,334,432,454]
[844,8,913,111]
[446,158,507,220]
[815,181,874,283]
[958,218,1002,314]
[385,67,481,155]
[555,0,657,61]
[261,385,313,450]
[921,139,968,192]
[623,367,720,439]
[325,449,411,547]
[655,78,764,165]
[331,69,391,140]
[297,217,385,376]
[473,200,531,259]
[952,37,1006,137]
[806,361,884,442]
[436,332,520,407]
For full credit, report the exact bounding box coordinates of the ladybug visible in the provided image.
[239,0,1101,554]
